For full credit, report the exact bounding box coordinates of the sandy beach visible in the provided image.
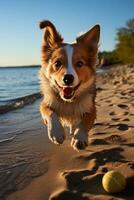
[0,64,134,200]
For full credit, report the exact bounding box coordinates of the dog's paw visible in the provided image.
[71,131,88,151]
[48,129,65,145]
[48,113,65,145]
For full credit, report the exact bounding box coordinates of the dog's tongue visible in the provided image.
[63,87,73,98]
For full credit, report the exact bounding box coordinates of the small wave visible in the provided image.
[0,135,16,144]
[0,92,42,114]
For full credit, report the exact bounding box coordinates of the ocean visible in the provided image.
[0,66,40,101]
[0,66,41,114]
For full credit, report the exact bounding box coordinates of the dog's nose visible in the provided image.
[63,74,74,85]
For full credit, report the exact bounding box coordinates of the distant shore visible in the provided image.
[0,65,41,68]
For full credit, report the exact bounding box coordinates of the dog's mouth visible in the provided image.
[62,87,75,99]
[56,82,80,100]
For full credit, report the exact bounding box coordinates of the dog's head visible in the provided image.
[39,20,100,102]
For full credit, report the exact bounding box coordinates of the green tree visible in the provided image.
[116,18,134,63]
[99,50,120,66]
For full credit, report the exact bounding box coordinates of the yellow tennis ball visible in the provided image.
[102,170,126,193]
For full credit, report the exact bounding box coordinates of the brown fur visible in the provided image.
[82,105,96,132]
[40,101,53,125]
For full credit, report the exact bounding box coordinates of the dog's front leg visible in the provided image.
[40,102,65,144]
[71,110,96,151]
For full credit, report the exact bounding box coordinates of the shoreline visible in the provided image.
[0,93,41,114]
[0,64,134,200]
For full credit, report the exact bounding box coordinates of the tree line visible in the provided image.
[99,18,134,66]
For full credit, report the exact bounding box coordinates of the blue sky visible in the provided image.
[0,0,134,66]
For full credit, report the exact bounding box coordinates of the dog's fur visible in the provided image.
[39,20,100,151]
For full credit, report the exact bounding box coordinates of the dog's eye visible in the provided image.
[54,60,62,70]
[76,61,84,68]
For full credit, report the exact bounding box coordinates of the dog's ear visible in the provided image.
[76,25,100,48]
[39,20,63,49]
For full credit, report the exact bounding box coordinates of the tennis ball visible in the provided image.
[102,170,126,193]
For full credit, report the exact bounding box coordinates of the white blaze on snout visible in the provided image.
[64,45,79,86]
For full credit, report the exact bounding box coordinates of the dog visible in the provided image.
[39,20,100,151]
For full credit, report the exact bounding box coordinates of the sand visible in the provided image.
[0,64,134,200]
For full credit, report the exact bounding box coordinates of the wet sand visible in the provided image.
[0,64,134,200]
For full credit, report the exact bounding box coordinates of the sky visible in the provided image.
[0,0,134,66]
